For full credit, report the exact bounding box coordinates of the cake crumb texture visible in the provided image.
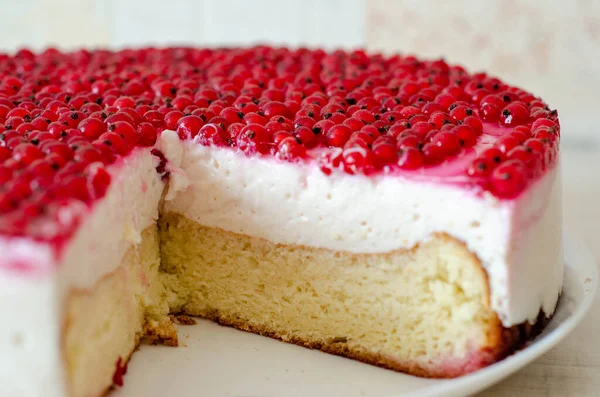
[170,314,198,326]
[159,212,507,377]
[63,226,173,397]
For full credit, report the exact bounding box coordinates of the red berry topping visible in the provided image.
[342,147,376,175]
[177,115,205,139]
[432,131,461,156]
[531,118,558,132]
[107,121,137,146]
[195,124,228,147]
[312,119,335,135]
[294,126,318,149]
[262,101,292,119]
[500,102,530,126]
[480,147,506,165]
[396,134,420,150]
[463,116,483,135]
[98,132,130,155]
[449,105,474,122]
[397,148,423,169]
[453,125,477,147]
[137,123,158,147]
[490,160,526,198]
[373,142,398,165]
[0,146,10,162]
[78,117,106,140]
[164,110,184,130]
[236,124,272,155]
[244,112,267,126]
[467,157,495,178]
[480,103,501,122]
[89,165,111,199]
[496,135,520,154]
[273,131,293,145]
[353,109,376,125]
[421,143,445,165]
[13,143,44,165]
[276,137,306,161]
[325,125,353,147]
[0,46,561,245]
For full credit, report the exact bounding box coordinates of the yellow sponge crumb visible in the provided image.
[158,212,503,377]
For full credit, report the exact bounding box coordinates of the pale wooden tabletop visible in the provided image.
[477,147,600,397]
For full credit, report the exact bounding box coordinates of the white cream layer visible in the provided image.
[160,131,563,327]
[0,148,165,397]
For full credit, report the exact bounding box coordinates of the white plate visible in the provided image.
[116,235,597,397]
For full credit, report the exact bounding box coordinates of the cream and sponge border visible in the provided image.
[159,130,563,327]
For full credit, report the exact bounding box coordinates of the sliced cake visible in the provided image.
[0,47,562,397]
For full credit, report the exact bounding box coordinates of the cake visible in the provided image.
[0,47,562,396]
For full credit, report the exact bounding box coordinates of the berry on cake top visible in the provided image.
[0,46,560,247]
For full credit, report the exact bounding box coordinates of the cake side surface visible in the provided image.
[504,158,563,322]
[0,258,65,397]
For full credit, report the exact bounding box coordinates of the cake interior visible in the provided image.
[159,212,505,377]
[0,46,564,397]
[63,227,173,397]
[62,210,515,396]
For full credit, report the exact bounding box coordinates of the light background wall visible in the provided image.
[367,0,600,147]
[0,0,598,145]
[0,0,365,51]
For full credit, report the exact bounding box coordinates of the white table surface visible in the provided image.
[477,145,600,397]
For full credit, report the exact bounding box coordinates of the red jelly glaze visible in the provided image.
[0,47,560,251]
